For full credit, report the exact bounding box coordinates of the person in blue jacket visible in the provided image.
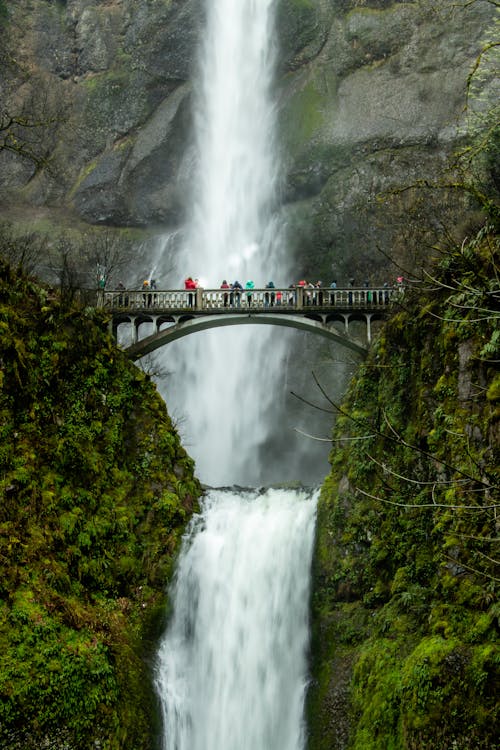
[231,279,243,306]
[265,280,275,307]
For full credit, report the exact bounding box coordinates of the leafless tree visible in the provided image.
[82,231,137,290]
[0,31,67,174]
[0,221,50,276]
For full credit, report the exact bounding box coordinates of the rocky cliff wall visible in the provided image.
[307,223,499,749]
[277,0,497,282]
[0,0,200,231]
[0,0,496,281]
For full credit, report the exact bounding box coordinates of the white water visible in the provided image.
[156,488,318,750]
[185,0,281,279]
[155,2,319,748]
[158,0,290,487]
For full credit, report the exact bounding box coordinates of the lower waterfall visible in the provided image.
[155,487,318,750]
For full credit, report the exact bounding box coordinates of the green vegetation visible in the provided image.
[0,259,201,748]
[308,225,499,749]
[281,81,327,157]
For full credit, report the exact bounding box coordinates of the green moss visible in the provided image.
[309,225,499,749]
[281,81,327,154]
[0,259,201,748]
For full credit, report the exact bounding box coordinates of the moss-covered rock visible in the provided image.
[309,224,499,749]
[0,259,201,749]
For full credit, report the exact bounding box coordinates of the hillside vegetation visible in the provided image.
[0,260,201,749]
[308,223,499,749]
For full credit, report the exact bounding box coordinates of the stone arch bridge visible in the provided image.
[101,286,397,360]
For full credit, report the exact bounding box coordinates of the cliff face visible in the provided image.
[0,0,496,280]
[0,0,200,229]
[277,0,497,281]
[308,224,499,749]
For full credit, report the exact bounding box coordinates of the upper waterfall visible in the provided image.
[159,0,291,487]
[185,0,283,284]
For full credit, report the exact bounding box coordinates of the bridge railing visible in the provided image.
[102,286,397,312]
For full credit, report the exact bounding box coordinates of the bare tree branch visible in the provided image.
[354,485,499,511]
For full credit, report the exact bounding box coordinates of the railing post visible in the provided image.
[196,287,203,309]
[296,287,304,309]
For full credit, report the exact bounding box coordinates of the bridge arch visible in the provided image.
[103,286,397,359]
[120,312,369,360]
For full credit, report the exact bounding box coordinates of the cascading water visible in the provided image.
[156,488,318,750]
[186,0,281,276]
[159,0,289,487]
[155,1,319,748]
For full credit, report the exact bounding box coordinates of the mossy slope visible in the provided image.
[0,261,201,749]
[309,225,499,750]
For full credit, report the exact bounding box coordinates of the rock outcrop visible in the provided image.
[277,0,497,281]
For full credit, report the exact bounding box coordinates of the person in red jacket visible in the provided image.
[184,276,196,306]
[220,279,230,307]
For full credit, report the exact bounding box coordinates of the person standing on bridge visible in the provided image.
[315,280,323,305]
[330,280,337,305]
[384,281,390,304]
[150,279,158,305]
[142,279,151,307]
[348,278,355,305]
[265,280,275,307]
[245,279,255,307]
[305,281,314,306]
[231,280,243,307]
[363,279,371,303]
[184,276,196,307]
[220,279,230,307]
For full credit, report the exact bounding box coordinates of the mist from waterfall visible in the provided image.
[159,0,289,487]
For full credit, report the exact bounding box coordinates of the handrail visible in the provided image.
[101,286,398,312]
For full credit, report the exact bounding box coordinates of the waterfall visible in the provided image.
[155,2,319,748]
[186,0,281,278]
[156,488,318,750]
[160,0,289,487]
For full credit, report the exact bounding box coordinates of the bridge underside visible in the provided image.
[121,313,370,359]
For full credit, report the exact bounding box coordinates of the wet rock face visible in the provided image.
[276,0,496,283]
[0,0,495,272]
[0,0,200,226]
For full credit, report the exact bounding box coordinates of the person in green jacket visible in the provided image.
[245,279,255,306]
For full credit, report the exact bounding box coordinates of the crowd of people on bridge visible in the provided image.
[177,276,402,307]
[108,274,404,308]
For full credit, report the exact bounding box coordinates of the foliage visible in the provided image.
[0,258,201,748]
[308,225,499,750]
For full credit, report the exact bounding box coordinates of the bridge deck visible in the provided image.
[102,286,396,315]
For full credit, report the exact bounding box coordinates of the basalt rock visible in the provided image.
[0,0,496,278]
[276,0,497,282]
